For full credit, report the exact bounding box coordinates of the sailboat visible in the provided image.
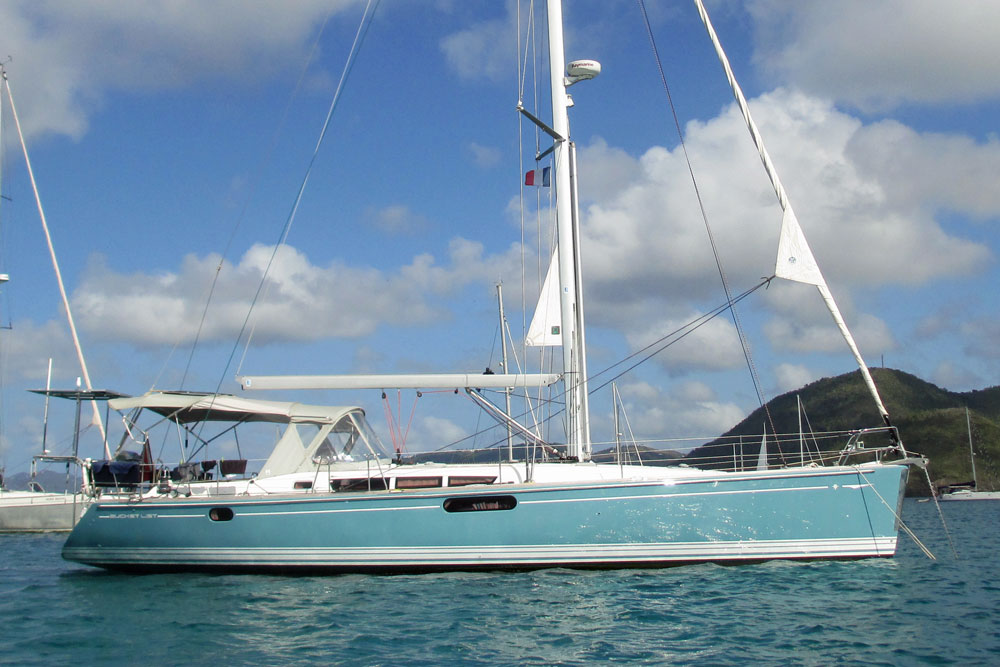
[939,408,999,501]
[0,65,110,532]
[0,384,123,532]
[63,0,922,572]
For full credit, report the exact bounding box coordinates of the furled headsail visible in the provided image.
[694,0,894,430]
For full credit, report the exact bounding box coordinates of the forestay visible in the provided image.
[693,0,892,427]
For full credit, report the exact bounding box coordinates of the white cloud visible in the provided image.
[0,319,77,382]
[915,305,966,340]
[848,121,1000,222]
[931,360,984,392]
[70,239,525,347]
[764,311,895,357]
[960,317,1000,361]
[402,415,470,453]
[612,380,745,447]
[748,0,1000,111]
[773,363,818,395]
[574,89,993,335]
[439,9,514,83]
[625,314,744,376]
[467,142,502,168]
[366,205,429,235]
[0,0,359,140]
[760,281,897,356]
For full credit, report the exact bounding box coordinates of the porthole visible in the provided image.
[443,495,517,513]
[209,507,234,521]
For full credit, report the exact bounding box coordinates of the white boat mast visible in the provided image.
[1,66,107,449]
[546,0,593,460]
[496,282,514,460]
[243,2,597,460]
[966,406,977,488]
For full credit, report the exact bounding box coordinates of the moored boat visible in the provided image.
[62,0,923,573]
[939,408,998,501]
[0,488,87,532]
[62,390,910,572]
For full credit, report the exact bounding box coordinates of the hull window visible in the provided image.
[396,476,443,490]
[447,476,498,487]
[331,477,389,492]
[443,496,517,513]
[293,481,313,490]
[208,507,234,522]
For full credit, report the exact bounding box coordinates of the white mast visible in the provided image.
[496,282,514,460]
[1,67,107,448]
[966,407,977,488]
[545,0,593,460]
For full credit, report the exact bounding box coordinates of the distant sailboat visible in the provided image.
[63,0,922,572]
[0,65,108,532]
[939,408,1000,501]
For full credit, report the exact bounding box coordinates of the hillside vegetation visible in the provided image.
[685,368,1000,495]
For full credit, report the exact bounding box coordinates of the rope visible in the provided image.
[922,465,959,560]
[381,392,401,455]
[423,279,772,454]
[588,278,772,396]
[857,467,936,561]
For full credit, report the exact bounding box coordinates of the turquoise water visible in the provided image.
[2,499,998,666]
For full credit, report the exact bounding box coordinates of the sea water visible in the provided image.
[1,499,997,666]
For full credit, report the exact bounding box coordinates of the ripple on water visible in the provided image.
[2,500,999,665]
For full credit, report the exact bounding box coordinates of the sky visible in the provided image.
[1,0,998,474]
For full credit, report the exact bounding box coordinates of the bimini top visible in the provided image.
[108,391,360,425]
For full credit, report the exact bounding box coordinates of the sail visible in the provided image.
[526,252,563,347]
[775,208,824,286]
[694,0,893,429]
[756,429,768,471]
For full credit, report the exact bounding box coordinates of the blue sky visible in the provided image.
[1,0,998,474]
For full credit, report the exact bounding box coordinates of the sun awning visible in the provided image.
[108,391,359,424]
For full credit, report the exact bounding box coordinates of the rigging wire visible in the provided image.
[149,2,371,454]
[516,0,556,447]
[149,0,381,466]
[222,0,381,389]
[429,278,771,453]
[635,0,778,445]
[167,5,341,392]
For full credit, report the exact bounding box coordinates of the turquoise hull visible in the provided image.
[62,464,907,573]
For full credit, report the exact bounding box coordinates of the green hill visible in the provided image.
[684,368,1000,496]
